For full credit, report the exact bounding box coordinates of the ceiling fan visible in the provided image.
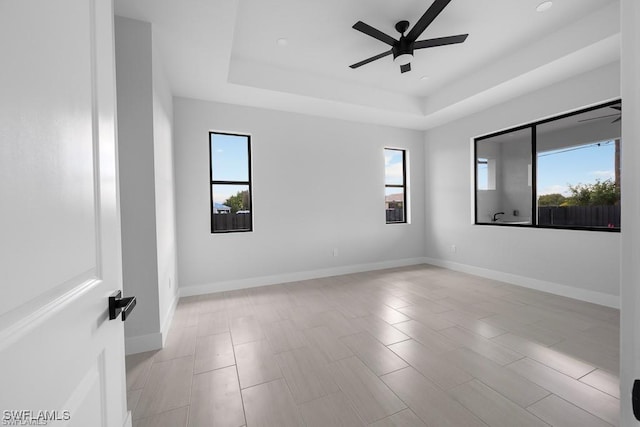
[349,0,468,74]
[578,104,622,124]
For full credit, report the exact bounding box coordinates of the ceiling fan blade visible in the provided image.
[578,113,620,123]
[400,63,411,73]
[612,117,621,123]
[349,50,393,69]
[414,34,468,49]
[352,21,397,46]
[406,0,453,42]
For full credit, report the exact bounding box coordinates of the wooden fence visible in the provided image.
[386,208,404,223]
[212,213,252,231]
[538,205,620,228]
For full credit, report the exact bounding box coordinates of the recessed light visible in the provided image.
[276,38,288,46]
[536,1,553,12]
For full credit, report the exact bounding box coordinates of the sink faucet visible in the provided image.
[492,212,505,222]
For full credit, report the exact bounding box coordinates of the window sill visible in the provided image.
[475,222,620,232]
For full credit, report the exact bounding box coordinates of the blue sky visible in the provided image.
[211,133,250,204]
[211,133,249,181]
[385,149,404,186]
[537,140,615,195]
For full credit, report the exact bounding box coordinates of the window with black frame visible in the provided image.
[209,132,252,233]
[474,100,621,231]
[385,148,407,224]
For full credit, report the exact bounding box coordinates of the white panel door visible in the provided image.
[621,0,640,424]
[0,0,129,426]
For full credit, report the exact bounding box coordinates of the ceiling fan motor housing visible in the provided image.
[392,20,413,60]
[392,36,414,60]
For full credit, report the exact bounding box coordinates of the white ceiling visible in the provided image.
[114,0,620,130]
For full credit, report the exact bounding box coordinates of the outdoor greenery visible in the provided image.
[387,201,404,209]
[538,179,620,207]
[537,193,566,207]
[224,190,250,213]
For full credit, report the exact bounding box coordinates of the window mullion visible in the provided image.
[531,125,537,226]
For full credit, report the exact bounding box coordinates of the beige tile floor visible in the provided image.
[126,264,620,427]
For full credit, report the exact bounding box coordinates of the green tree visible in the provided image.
[565,179,619,206]
[538,193,566,206]
[224,190,250,213]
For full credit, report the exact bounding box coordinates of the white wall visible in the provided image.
[499,137,532,222]
[115,16,178,354]
[115,17,160,345]
[619,0,639,421]
[424,62,621,307]
[151,29,179,341]
[173,97,425,295]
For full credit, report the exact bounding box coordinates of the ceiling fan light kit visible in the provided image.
[349,0,468,74]
[394,54,413,66]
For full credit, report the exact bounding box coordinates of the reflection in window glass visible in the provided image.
[210,132,252,233]
[475,128,532,225]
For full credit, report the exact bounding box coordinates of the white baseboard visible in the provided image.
[424,257,620,309]
[125,291,178,355]
[178,255,619,308]
[125,332,163,355]
[179,257,428,297]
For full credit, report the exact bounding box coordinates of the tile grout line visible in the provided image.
[227,307,248,427]
[525,393,615,427]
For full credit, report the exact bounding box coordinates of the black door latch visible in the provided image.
[109,290,137,321]
[633,379,640,421]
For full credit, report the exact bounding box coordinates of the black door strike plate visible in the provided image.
[633,379,640,421]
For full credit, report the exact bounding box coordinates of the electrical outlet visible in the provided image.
[333,248,339,257]
[451,244,457,253]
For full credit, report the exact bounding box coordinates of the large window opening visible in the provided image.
[209,132,253,233]
[474,100,621,231]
